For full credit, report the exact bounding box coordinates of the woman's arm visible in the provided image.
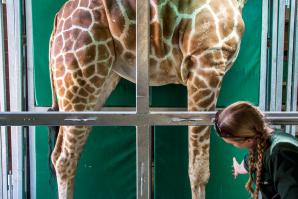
[270,143,298,199]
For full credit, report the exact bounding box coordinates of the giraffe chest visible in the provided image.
[112,48,184,86]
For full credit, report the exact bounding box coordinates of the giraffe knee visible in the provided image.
[189,158,210,185]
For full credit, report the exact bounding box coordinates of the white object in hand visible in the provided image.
[232,157,248,178]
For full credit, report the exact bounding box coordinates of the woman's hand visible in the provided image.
[232,157,248,179]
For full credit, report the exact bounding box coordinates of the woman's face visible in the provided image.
[222,137,256,149]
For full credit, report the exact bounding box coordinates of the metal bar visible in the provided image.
[291,1,298,134]
[6,0,24,198]
[276,0,286,111]
[259,0,269,110]
[136,125,151,199]
[270,0,279,111]
[136,0,149,114]
[0,111,298,126]
[286,0,297,135]
[0,2,8,198]
[25,0,36,197]
[136,0,150,198]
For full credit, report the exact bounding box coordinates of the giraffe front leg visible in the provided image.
[54,126,91,199]
[186,64,225,199]
[188,126,210,199]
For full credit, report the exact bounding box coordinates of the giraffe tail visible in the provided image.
[48,13,60,181]
[47,107,59,181]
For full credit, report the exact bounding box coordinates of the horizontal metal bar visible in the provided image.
[0,111,298,126]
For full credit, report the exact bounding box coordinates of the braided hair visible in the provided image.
[216,101,272,199]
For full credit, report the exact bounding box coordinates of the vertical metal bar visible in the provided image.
[136,0,150,198]
[6,0,24,198]
[276,0,286,111]
[136,0,149,114]
[270,0,279,111]
[291,2,298,135]
[25,0,36,197]
[286,0,297,135]
[0,2,8,199]
[137,126,151,199]
[259,0,269,110]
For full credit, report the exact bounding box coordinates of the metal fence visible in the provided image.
[1,0,298,199]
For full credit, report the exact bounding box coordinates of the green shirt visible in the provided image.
[244,131,298,199]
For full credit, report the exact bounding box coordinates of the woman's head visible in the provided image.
[214,101,272,199]
[214,101,271,146]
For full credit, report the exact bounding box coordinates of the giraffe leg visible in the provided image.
[186,54,227,199]
[52,72,120,199]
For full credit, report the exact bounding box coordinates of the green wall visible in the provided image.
[31,0,262,198]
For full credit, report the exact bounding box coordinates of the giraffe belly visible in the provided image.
[112,58,183,86]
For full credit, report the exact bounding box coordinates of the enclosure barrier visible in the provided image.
[1,0,298,199]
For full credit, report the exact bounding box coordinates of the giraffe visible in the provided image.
[48,0,245,198]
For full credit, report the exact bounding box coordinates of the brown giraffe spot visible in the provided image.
[63,39,73,52]
[74,31,93,50]
[76,78,87,87]
[76,45,96,66]
[191,89,212,104]
[198,92,215,107]
[161,3,177,40]
[199,131,210,142]
[63,17,73,31]
[192,149,200,157]
[236,15,245,36]
[192,76,208,90]
[218,15,234,39]
[62,1,75,19]
[199,51,225,68]
[62,99,71,109]
[160,60,170,73]
[56,18,64,33]
[84,84,95,93]
[65,53,78,70]
[53,35,63,57]
[123,24,136,50]
[96,63,109,76]
[74,104,86,111]
[58,87,66,97]
[63,30,72,41]
[72,85,79,93]
[55,66,65,78]
[150,22,163,58]
[90,75,104,87]
[200,69,221,88]
[109,4,125,38]
[97,45,109,60]
[79,0,89,8]
[82,64,95,78]
[64,73,75,88]
[90,23,110,41]
[89,0,103,9]
[73,70,83,79]
[123,52,135,63]
[78,88,89,97]
[113,39,123,55]
[64,104,73,111]
[65,90,75,101]
[202,144,210,154]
